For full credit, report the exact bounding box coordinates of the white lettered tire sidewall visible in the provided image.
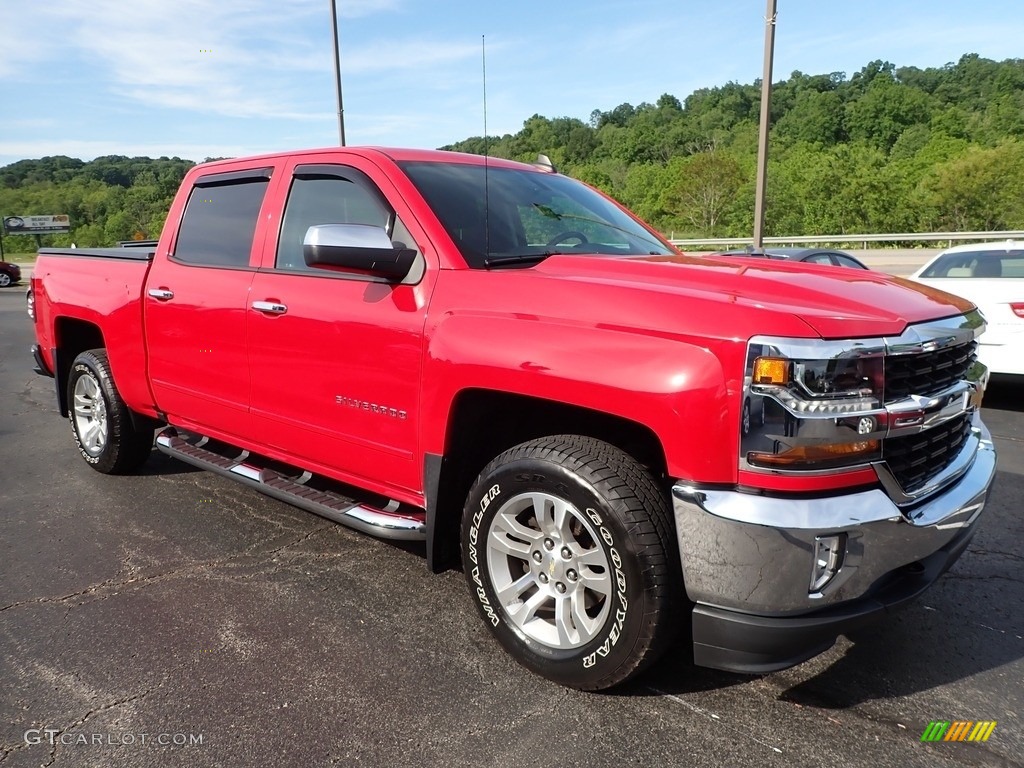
[66,349,153,475]
[463,452,656,689]
[69,361,107,466]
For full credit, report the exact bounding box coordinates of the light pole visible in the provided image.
[330,0,346,146]
[752,0,777,251]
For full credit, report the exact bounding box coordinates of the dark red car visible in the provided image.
[0,260,21,287]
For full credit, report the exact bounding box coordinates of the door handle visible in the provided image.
[251,300,288,315]
[148,288,174,300]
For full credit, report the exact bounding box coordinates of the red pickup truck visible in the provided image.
[29,147,996,690]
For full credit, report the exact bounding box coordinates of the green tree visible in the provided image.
[845,75,933,150]
[915,140,1024,230]
[774,90,845,146]
[662,150,746,236]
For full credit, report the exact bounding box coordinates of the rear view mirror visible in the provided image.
[303,224,416,281]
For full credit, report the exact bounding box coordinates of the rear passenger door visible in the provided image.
[146,166,275,442]
[246,156,437,497]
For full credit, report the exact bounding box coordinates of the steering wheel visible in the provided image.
[545,230,589,248]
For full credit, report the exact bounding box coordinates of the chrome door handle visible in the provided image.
[251,300,287,315]
[148,288,174,300]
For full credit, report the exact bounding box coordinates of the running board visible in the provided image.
[155,427,426,541]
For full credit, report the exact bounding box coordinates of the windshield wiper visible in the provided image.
[483,252,557,268]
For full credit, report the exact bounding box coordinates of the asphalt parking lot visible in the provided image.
[0,283,1021,768]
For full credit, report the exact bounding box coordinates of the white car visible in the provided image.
[910,241,1024,376]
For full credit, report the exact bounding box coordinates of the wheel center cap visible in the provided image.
[546,557,559,579]
[533,546,575,595]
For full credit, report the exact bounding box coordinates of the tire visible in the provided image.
[0,272,11,288]
[67,349,152,474]
[461,435,682,690]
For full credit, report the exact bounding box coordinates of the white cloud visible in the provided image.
[0,0,405,121]
[335,0,403,18]
[342,39,485,75]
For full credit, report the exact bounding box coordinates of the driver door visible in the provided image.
[246,155,437,496]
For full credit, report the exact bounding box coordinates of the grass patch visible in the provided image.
[3,253,37,265]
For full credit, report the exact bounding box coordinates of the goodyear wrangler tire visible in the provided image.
[68,349,153,474]
[461,435,682,690]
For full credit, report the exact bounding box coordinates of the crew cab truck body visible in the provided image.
[29,147,997,690]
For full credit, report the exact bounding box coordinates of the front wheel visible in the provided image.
[462,435,682,690]
[68,349,153,474]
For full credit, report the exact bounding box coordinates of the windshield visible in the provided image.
[399,161,674,268]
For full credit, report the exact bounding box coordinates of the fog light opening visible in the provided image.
[810,534,846,594]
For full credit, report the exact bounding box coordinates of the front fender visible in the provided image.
[421,313,737,483]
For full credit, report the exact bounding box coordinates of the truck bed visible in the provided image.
[32,248,156,418]
[38,247,155,261]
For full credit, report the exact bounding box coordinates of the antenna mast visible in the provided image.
[482,34,490,258]
[330,0,346,145]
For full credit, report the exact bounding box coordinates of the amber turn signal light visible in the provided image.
[753,357,790,386]
[749,440,879,467]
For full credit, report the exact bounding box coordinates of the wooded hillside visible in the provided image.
[2,53,1022,253]
[0,156,196,254]
[446,54,1024,239]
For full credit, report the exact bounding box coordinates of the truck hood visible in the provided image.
[532,253,976,338]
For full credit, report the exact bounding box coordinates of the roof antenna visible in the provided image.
[482,34,491,260]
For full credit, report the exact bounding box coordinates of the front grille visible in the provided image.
[884,341,976,402]
[883,413,971,493]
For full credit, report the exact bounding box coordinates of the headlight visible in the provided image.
[743,347,885,471]
[752,355,882,413]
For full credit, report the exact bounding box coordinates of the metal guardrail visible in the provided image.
[668,231,1024,248]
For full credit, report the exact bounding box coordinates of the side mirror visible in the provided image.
[303,223,416,281]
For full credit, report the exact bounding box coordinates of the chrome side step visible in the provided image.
[155,427,426,541]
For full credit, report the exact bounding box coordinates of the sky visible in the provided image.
[1,0,1023,168]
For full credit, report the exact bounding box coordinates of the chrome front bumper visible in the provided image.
[673,416,997,672]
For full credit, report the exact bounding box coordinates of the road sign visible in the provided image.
[3,214,71,235]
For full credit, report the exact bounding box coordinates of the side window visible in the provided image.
[174,177,269,267]
[835,255,862,269]
[803,253,833,265]
[1003,256,1024,277]
[277,175,392,270]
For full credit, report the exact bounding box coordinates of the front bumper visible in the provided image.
[673,418,997,674]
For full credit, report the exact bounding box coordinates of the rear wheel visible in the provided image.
[0,272,11,288]
[461,435,682,690]
[68,349,153,474]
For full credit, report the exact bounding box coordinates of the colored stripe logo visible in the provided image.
[921,721,997,742]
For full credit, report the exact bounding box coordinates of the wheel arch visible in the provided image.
[53,318,106,417]
[424,388,670,572]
